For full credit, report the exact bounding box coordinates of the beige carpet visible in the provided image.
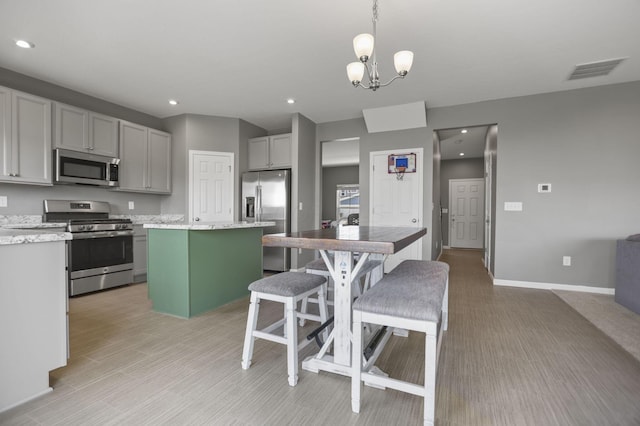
[554,290,640,362]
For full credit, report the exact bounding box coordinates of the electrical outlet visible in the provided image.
[563,256,571,266]
[299,202,303,211]
[0,196,7,207]
[128,201,135,210]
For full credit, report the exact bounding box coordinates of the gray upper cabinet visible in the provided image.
[248,133,291,170]
[0,86,52,185]
[118,121,171,194]
[54,103,118,157]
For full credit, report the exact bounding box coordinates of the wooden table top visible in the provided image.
[262,226,427,255]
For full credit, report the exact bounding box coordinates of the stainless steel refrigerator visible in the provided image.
[242,170,291,271]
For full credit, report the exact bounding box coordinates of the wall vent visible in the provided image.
[568,58,626,80]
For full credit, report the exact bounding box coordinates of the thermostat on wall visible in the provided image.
[538,183,552,193]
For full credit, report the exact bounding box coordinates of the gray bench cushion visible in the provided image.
[305,256,333,272]
[353,260,449,322]
[248,272,326,297]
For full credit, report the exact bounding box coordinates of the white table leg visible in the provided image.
[333,250,353,366]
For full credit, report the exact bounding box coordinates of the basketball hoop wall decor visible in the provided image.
[388,153,416,180]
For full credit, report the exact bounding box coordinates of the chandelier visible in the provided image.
[346,0,414,91]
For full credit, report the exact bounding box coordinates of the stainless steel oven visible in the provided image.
[44,200,134,296]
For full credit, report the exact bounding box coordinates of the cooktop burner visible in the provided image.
[43,200,133,232]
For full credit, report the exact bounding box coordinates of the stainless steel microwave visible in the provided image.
[54,148,120,187]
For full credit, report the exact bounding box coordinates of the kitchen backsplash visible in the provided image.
[1,214,185,226]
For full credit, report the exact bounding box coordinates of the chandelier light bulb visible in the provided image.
[347,62,366,84]
[353,33,374,61]
[394,50,414,75]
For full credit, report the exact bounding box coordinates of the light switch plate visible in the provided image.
[128,201,135,210]
[0,196,7,207]
[504,201,523,211]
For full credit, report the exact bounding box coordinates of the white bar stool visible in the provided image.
[241,272,328,386]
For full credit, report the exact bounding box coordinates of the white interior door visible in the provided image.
[189,150,234,222]
[370,148,423,272]
[449,178,484,249]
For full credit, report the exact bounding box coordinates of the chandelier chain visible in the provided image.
[372,0,379,23]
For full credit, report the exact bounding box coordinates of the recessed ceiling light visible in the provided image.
[168,99,179,106]
[287,98,295,104]
[459,152,465,156]
[15,39,34,49]
[461,129,468,134]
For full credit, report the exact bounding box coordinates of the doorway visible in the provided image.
[320,138,360,228]
[436,125,497,274]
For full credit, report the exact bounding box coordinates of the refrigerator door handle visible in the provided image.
[256,185,262,222]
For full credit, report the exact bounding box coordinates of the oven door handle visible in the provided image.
[71,230,134,239]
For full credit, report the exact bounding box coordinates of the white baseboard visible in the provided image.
[493,279,615,295]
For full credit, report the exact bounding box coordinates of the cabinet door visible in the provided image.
[0,87,11,179]
[118,121,148,191]
[54,103,88,151]
[269,134,292,168]
[147,129,171,193]
[9,91,51,185]
[89,113,119,157]
[248,136,269,170]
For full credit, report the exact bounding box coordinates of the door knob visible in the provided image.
[194,217,200,221]
[411,218,417,223]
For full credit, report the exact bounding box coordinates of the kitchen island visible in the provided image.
[0,228,71,412]
[144,221,274,318]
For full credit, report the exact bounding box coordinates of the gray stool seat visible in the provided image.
[353,260,449,323]
[248,272,326,297]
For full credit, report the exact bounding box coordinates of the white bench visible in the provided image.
[351,260,449,426]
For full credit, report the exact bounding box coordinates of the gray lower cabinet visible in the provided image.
[0,86,52,185]
[133,225,147,283]
[118,121,171,193]
[0,240,67,411]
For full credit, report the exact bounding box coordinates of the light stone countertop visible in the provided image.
[0,228,72,245]
[143,221,275,230]
[112,214,185,225]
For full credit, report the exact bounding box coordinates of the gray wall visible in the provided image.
[161,114,265,219]
[322,166,359,221]
[0,182,163,215]
[317,81,640,289]
[432,132,442,259]
[440,158,485,246]
[427,81,640,288]
[291,113,317,269]
[486,125,498,274]
[0,67,163,130]
[317,120,435,260]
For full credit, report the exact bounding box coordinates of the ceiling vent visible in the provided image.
[568,58,626,80]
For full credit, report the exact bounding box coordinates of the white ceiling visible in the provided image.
[1,0,639,132]
[438,126,488,160]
